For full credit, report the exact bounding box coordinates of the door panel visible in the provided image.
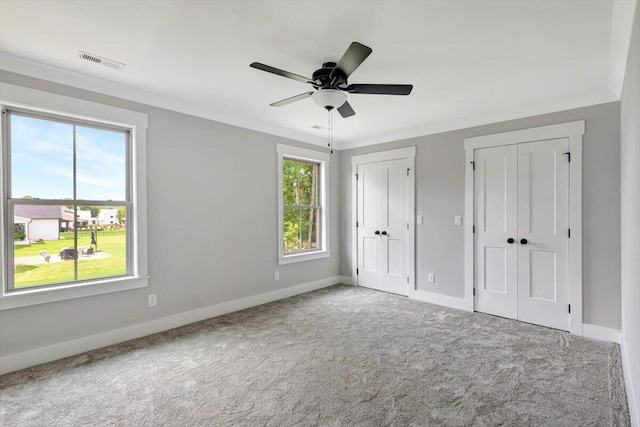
[362,237,378,271]
[357,159,408,296]
[387,238,403,276]
[484,246,507,293]
[529,250,557,301]
[517,138,569,331]
[475,145,518,319]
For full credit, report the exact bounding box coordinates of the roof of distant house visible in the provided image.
[14,205,74,222]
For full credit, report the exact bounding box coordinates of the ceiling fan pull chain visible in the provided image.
[329,109,333,154]
[330,109,332,154]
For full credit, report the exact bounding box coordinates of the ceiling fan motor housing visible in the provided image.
[312,62,347,88]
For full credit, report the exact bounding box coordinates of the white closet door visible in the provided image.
[357,162,382,292]
[517,138,570,330]
[378,159,408,295]
[357,159,408,296]
[475,145,518,319]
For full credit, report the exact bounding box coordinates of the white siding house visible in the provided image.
[14,205,74,241]
[98,208,119,225]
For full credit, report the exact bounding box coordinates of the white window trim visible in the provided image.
[0,82,149,310]
[276,143,330,265]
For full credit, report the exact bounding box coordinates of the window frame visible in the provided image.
[277,144,330,265]
[0,82,149,310]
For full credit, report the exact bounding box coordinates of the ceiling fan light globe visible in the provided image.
[312,89,347,109]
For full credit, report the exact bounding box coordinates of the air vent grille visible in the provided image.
[77,51,126,71]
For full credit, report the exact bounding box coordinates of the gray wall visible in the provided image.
[620,3,639,419]
[0,71,342,357]
[340,102,622,329]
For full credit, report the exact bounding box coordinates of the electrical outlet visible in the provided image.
[275,271,280,280]
[417,215,423,225]
[454,216,463,226]
[148,294,157,307]
[427,273,435,283]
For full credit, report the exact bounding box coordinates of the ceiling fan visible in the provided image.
[250,42,413,118]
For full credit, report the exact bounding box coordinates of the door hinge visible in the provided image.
[407,276,410,284]
[568,228,571,238]
[407,223,409,230]
[355,173,359,180]
[356,221,359,228]
[473,288,476,296]
[568,304,571,314]
[470,161,475,171]
[472,225,476,233]
[356,268,359,275]
[563,152,571,162]
[407,168,410,176]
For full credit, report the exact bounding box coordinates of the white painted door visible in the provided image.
[357,159,408,295]
[474,139,570,331]
[517,138,570,330]
[475,145,519,319]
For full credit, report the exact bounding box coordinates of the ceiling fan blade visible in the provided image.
[250,62,312,84]
[337,101,356,118]
[330,42,373,80]
[346,84,413,95]
[270,92,314,107]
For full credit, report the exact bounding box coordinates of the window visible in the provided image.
[277,144,330,264]
[1,82,148,309]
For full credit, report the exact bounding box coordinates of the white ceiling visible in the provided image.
[0,0,629,149]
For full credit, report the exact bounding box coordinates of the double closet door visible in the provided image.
[356,158,410,296]
[475,138,570,331]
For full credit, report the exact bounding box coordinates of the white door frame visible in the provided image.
[351,147,416,298]
[464,121,585,335]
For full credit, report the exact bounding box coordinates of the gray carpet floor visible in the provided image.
[0,285,630,426]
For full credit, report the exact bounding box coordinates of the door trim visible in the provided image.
[351,147,416,298]
[464,121,585,335]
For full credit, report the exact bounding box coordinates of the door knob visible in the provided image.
[374,230,380,235]
[520,238,528,245]
[507,238,515,244]
[381,231,388,236]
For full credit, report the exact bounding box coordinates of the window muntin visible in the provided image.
[5,109,131,291]
[277,144,330,264]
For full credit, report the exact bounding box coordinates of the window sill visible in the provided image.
[0,275,150,311]
[278,250,331,265]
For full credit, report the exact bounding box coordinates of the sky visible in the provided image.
[10,113,127,201]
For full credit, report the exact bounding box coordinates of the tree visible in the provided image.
[22,195,33,199]
[116,207,126,222]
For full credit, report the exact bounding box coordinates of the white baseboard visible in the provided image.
[621,328,639,427]
[0,276,343,375]
[414,290,466,311]
[339,275,354,286]
[582,323,621,343]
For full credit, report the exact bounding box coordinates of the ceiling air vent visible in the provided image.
[77,51,126,71]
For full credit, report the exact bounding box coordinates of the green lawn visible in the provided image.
[14,230,127,288]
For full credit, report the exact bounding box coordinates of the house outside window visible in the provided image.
[1,83,148,310]
[277,144,330,265]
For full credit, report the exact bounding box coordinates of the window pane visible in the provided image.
[283,207,319,253]
[12,204,74,289]
[76,126,127,201]
[76,205,127,281]
[10,114,73,200]
[283,159,318,206]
